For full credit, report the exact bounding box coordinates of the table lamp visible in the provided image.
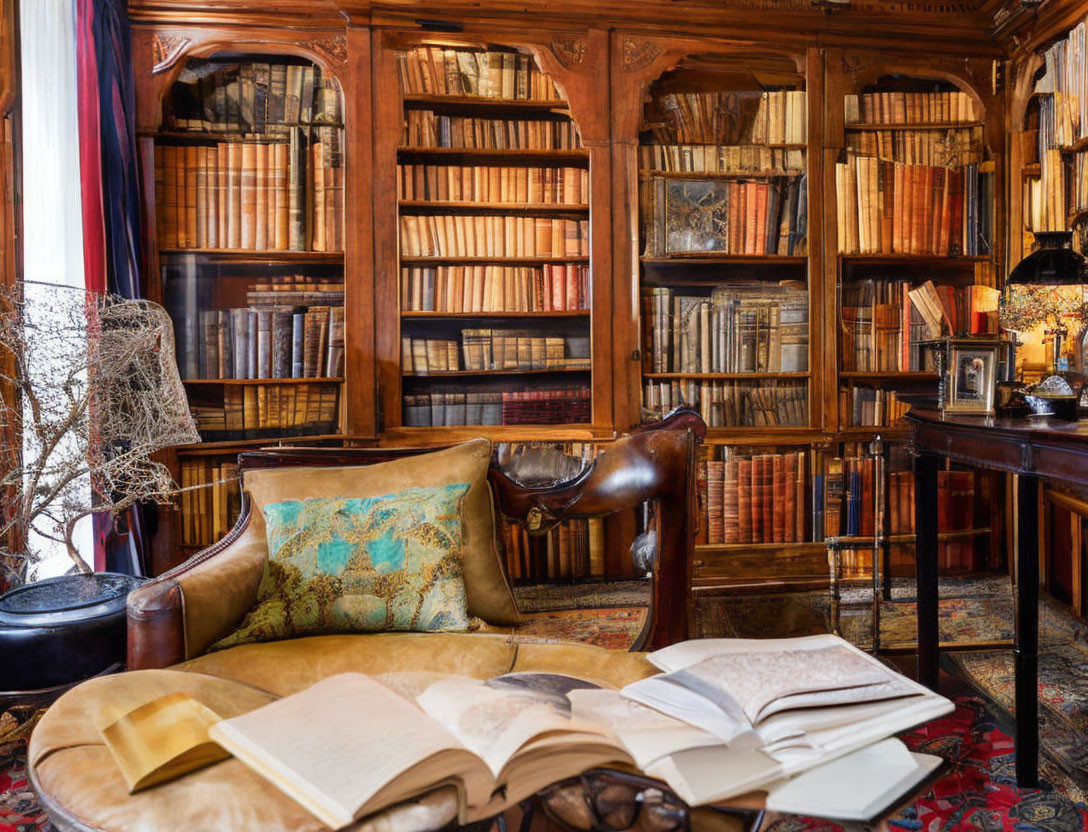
[999,230,1088,377]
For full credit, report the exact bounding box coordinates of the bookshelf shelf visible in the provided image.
[643,372,810,380]
[379,425,611,447]
[1022,163,1041,177]
[839,255,988,266]
[396,147,589,165]
[400,256,590,266]
[398,200,589,216]
[702,428,822,444]
[182,377,345,385]
[1061,136,1088,153]
[402,367,590,377]
[638,170,804,181]
[401,94,571,114]
[839,371,939,381]
[158,249,344,263]
[835,426,912,439]
[695,541,827,554]
[844,120,983,131]
[177,434,346,454]
[145,126,344,141]
[401,310,589,319]
[640,255,807,266]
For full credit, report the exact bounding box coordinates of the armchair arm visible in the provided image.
[489,411,703,650]
[127,516,267,669]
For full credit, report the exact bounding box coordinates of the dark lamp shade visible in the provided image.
[1008,231,1088,286]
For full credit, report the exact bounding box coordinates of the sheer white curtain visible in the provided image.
[20,0,92,578]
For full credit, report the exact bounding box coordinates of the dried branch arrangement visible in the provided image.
[0,283,198,585]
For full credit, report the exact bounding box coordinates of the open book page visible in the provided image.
[416,674,616,779]
[763,738,942,821]
[647,635,839,673]
[620,675,754,743]
[644,745,783,806]
[568,689,725,769]
[208,673,492,830]
[653,644,892,725]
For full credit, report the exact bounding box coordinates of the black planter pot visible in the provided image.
[0,572,145,693]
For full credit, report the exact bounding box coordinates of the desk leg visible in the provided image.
[914,451,940,690]
[1016,474,1040,788]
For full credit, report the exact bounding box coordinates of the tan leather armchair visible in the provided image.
[29,413,703,832]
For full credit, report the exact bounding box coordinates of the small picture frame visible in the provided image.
[947,344,998,413]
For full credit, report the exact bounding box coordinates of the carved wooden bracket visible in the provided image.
[621,37,662,73]
[151,34,192,74]
[298,35,348,69]
[549,36,586,69]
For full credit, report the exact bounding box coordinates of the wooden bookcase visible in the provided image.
[371,29,615,445]
[134,37,365,568]
[126,11,1022,600]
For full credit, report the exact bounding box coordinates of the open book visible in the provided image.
[102,634,951,828]
[599,633,952,812]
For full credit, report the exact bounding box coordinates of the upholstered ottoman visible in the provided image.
[29,633,657,831]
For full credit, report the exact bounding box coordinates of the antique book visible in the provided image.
[101,692,229,793]
[616,634,950,809]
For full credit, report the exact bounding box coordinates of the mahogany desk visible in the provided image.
[906,408,1088,787]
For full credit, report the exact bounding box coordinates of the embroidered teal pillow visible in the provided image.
[211,484,472,650]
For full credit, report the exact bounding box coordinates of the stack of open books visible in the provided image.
[103,634,952,829]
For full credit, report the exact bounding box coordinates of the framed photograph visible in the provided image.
[947,344,998,413]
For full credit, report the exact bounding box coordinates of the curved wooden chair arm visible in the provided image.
[489,410,704,649]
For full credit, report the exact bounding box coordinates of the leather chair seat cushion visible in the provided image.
[30,634,657,832]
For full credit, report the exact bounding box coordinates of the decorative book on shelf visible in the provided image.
[395,43,594,429]
[156,57,344,254]
[836,87,992,257]
[839,279,998,375]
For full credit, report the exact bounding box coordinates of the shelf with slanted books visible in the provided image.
[387,42,598,430]
[637,56,811,434]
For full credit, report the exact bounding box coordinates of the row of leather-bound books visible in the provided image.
[834,157,993,256]
[401,332,590,374]
[400,264,588,313]
[1037,22,1088,147]
[189,382,340,438]
[638,144,805,175]
[1028,99,1065,233]
[642,380,808,428]
[397,47,563,101]
[177,459,241,548]
[155,130,343,252]
[844,91,977,125]
[838,385,911,428]
[180,303,344,382]
[165,61,341,135]
[642,284,809,375]
[501,517,606,582]
[397,164,588,206]
[402,111,582,150]
[702,451,808,545]
[402,386,591,426]
[845,127,982,168]
[399,216,589,258]
[642,175,808,257]
[839,279,998,375]
[646,90,807,146]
